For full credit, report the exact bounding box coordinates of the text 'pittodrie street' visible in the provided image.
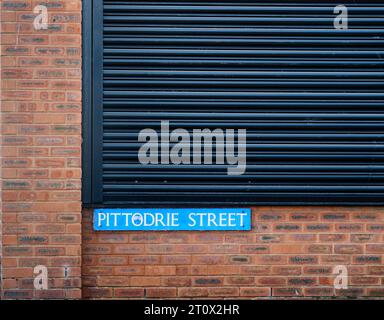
[94,208,251,231]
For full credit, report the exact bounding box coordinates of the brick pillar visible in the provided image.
[1,0,82,299]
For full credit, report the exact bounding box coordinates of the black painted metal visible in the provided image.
[82,0,92,204]
[86,0,384,205]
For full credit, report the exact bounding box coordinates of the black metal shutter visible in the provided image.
[89,0,384,205]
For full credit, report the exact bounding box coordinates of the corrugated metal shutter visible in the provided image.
[88,0,384,205]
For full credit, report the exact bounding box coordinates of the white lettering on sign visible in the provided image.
[94,209,251,231]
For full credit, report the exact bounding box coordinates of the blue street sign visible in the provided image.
[94,208,251,231]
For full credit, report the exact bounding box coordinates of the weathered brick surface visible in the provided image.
[1,0,82,299]
[1,0,384,301]
[82,207,384,299]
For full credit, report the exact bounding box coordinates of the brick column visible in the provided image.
[1,0,82,299]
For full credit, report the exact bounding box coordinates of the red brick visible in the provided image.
[114,288,144,298]
[335,244,364,254]
[130,277,161,287]
[178,288,208,298]
[240,287,270,297]
[97,277,130,287]
[83,288,112,299]
[367,288,384,297]
[146,288,177,298]
[272,288,303,297]
[304,288,334,297]
[162,277,191,287]
[256,277,287,286]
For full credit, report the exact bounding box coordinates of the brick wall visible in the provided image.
[1,0,384,301]
[83,207,384,299]
[1,0,82,299]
